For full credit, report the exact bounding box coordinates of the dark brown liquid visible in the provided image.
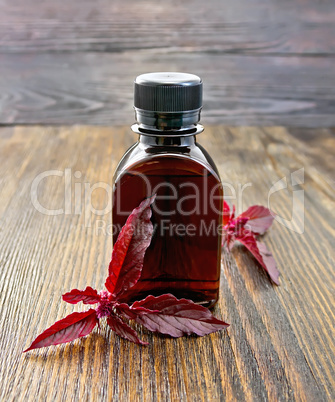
[112,155,223,307]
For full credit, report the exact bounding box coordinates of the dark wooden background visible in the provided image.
[0,0,335,127]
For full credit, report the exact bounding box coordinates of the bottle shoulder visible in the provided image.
[114,137,221,182]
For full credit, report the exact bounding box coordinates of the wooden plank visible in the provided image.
[0,52,335,127]
[0,125,334,401]
[0,0,334,54]
[1,0,334,127]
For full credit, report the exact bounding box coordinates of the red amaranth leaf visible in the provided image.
[237,231,280,285]
[62,286,101,305]
[222,202,279,285]
[238,205,274,235]
[24,309,98,352]
[222,201,231,225]
[233,217,249,237]
[105,195,155,297]
[25,196,230,350]
[114,302,158,320]
[107,315,148,345]
[257,241,280,285]
[130,294,229,337]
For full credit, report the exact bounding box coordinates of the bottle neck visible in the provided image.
[139,133,196,147]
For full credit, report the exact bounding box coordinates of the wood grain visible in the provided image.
[1,52,335,127]
[0,0,335,127]
[1,0,335,54]
[0,125,334,401]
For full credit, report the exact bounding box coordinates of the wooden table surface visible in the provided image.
[0,125,334,401]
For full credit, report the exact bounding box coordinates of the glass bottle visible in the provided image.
[112,72,223,307]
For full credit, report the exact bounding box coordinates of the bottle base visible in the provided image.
[119,280,219,309]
